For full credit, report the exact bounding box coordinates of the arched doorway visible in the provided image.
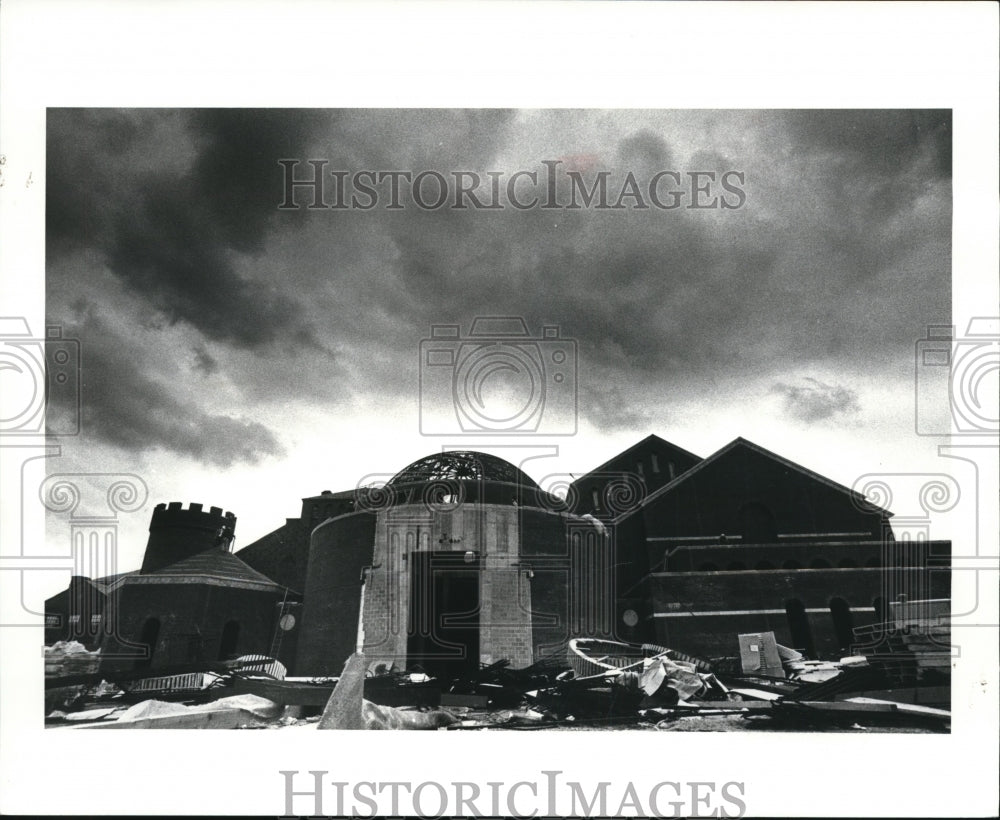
[134,617,160,670]
[829,597,854,651]
[218,620,241,660]
[873,596,888,624]
[784,599,815,657]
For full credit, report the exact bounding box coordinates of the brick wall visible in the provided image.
[295,511,376,676]
[99,581,283,675]
[521,508,614,659]
[640,443,886,543]
[44,577,108,648]
[644,560,950,659]
[236,519,311,593]
[361,504,537,669]
[352,503,609,670]
[653,539,951,572]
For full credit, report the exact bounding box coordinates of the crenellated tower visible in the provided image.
[140,502,237,574]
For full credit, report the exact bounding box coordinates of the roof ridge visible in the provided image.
[612,436,891,523]
[572,433,703,483]
[146,548,284,588]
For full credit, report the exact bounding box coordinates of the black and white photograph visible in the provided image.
[1,2,997,817]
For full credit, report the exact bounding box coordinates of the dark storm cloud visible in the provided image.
[107,173,311,348]
[46,110,162,254]
[783,110,951,178]
[47,109,328,349]
[779,110,951,284]
[339,129,776,414]
[47,109,951,447]
[302,111,948,436]
[366,129,752,373]
[57,306,285,467]
[771,378,861,423]
[188,109,333,253]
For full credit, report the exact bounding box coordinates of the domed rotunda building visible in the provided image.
[295,451,611,677]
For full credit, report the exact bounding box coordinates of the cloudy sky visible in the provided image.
[44,109,953,577]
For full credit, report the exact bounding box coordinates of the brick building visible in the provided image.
[45,435,951,679]
[292,452,610,677]
[44,575,109,649]
[47,502,300,675]
[568,436,950,659]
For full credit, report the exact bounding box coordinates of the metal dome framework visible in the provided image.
[388,451,539,489]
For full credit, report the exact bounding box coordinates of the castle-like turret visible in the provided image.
[140,502,237,574]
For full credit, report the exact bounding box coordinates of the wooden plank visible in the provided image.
[730,688,783,701]
[842,697,950,718]
[791,700,898,713]
[671,701,773,711]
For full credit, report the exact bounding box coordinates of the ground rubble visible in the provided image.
[46,633,950,732]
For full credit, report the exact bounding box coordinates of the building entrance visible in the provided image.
[407,551,480,680]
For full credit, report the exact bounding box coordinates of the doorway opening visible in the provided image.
[218,620,241,660]
[407,551,480,681]
[784,598,815,657]
[829,597,855,651]
[134,617,160,670]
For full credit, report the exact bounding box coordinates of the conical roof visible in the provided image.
[136,548,287,592]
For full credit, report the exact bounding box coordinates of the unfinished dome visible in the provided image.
[388,451,539,489]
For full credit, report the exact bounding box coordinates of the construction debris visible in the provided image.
[44,641,101,677]
[44,641,103,713]
[64,694,283,729]
[361,701,460,730]
[47,625,952,732]
[738,632,785,678]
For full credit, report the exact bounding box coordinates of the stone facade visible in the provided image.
[297,489,608,677]
[361,503,534,669]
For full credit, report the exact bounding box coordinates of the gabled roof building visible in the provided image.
[568,436,948,659]
[45,434,951,678]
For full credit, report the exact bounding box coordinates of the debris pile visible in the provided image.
[44,641,102,677]
[44,629,951,732]
[44,641,102,713]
